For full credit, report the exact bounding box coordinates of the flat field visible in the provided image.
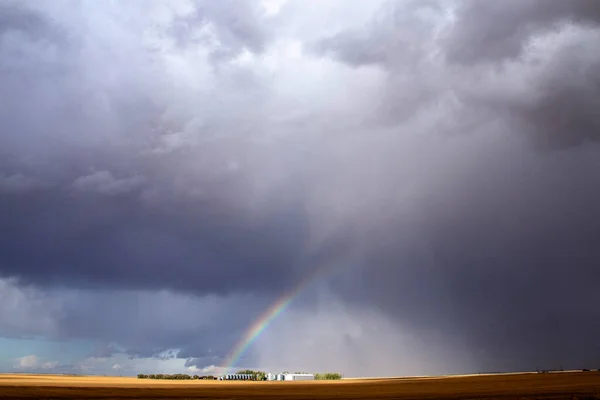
[1,371,599,399]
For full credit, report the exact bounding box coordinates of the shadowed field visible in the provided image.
[1,371,599,399]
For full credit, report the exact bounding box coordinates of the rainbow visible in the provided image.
[223,259,341,372]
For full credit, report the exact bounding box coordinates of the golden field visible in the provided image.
[1,371,599,399]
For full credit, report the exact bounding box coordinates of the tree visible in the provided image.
[314,372,342,380]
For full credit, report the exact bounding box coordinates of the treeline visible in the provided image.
[314,372,342,380]
[137,374,217,380]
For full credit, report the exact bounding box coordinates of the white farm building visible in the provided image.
[284,373,315,381]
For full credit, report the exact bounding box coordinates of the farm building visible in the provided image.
[284,373,315,381]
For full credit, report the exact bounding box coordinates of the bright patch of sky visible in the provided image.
[0,337,94,372]
[261,0,288,16]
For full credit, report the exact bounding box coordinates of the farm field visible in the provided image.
[1,371,599,399]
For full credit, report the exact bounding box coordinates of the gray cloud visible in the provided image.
[503,29,600,148]
[0,1,63,41]
[0,279,61,338]
[0,173,42,193]
[309,0,600,370]
[315,1,600,145]
[0,183,310,295]
[444,0,600,64]
[1,0,600,375]
[312,0,445,68]
[166,0,272,64]
[71,170,145,195]
[88,342,121,359]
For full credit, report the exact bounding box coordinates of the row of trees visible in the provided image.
[137,371,342,380]
[314,372,342,380]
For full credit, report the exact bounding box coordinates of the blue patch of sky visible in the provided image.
[0,337,96,371]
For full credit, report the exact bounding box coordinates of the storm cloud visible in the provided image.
[1,0,600,375]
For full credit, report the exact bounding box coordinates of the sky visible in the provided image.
[1,0,600,377]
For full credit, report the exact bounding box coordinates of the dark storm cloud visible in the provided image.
[2,0,600,375]
[444,0,600,64]
[311,0,600,372]
[336,142,600,371]
[0,0,308,296]
[504,36,600,148]
[0,184,309,295]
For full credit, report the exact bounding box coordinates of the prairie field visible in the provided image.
[1,371,599,399]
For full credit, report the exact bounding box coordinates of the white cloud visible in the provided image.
[187,364,226,375]
[14,355,58,370]
[15,355,39,369]
[260,0,288,17]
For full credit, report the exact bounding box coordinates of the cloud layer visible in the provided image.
[1,0,600,375]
